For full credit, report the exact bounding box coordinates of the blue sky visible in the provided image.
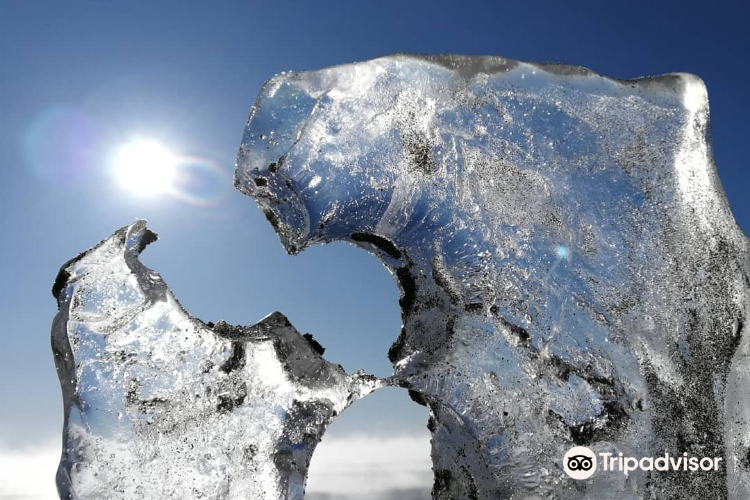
[0,0,749,494]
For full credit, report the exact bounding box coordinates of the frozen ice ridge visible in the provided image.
[51,221,381,499]
[236,54,750,498]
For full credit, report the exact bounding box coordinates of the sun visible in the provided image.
[113,139,176,195]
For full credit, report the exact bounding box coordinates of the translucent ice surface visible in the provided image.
[51,221,381,499]
[235,54,750,499]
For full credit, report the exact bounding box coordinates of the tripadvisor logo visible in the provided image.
[564,446,597,479]
[563,446,723,480]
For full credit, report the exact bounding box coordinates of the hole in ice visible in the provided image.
[138,228,402,379]
[306,387,432,500]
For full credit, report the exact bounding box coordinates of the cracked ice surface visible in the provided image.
[51,221,381,499]
[236,54,750,498]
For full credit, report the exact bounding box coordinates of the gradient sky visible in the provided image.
[1,0,749,494]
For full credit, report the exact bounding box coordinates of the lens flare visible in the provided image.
[110,138,231,205]
[168,155,231,206]
[22,105,100,185]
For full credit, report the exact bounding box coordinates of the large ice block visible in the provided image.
[236,54,750,499]
[51,221,381,499]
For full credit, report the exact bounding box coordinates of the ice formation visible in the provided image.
[235,54,750,498]
[51,221,381,499]
[53,54,750,500]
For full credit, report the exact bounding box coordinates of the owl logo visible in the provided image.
[563,446,597,480]
[567,455,593,471]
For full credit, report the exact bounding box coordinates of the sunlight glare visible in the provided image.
[113,139,176,195]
